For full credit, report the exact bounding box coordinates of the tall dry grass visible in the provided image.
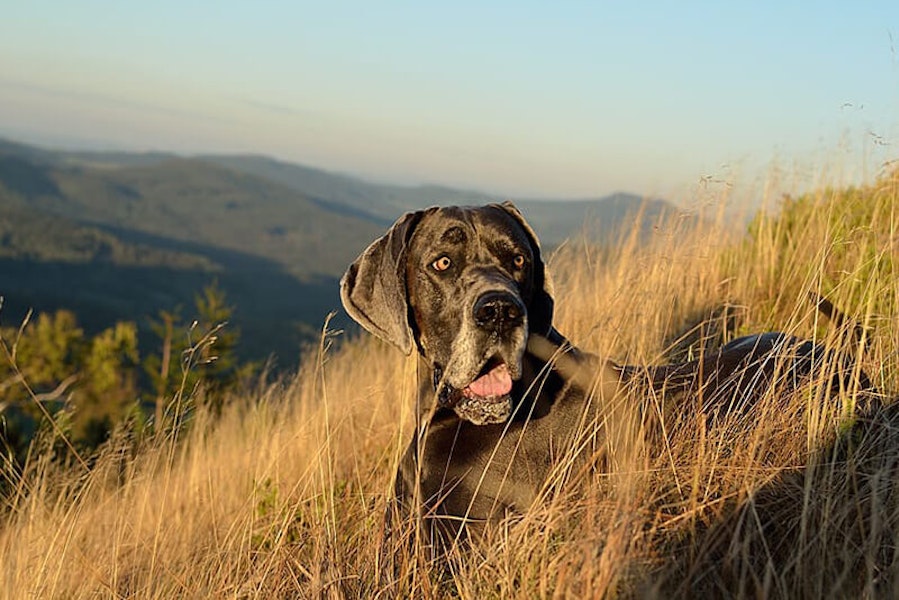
[1,175,897,598]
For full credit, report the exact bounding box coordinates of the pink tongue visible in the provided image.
[465,363,513,398]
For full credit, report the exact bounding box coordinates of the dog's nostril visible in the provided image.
[506,304,521,321]
[477,304,497,324]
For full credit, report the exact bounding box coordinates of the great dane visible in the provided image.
[340,202,870,542]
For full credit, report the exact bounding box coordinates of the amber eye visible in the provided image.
[432,256,452,272]
[512,254,526,269]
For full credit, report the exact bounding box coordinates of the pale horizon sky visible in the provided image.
[2,2,898,205]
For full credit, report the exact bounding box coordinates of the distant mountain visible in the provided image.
[0,137,684,363]
[201,154,682,246]
[0,143,383,360]
[515,195,677,247]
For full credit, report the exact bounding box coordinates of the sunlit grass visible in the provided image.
[1,169,897,598]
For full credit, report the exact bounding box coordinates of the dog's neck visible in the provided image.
[525,329,627,399]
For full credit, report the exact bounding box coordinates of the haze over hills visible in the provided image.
[202,153,678,241]
[0,137,682,364]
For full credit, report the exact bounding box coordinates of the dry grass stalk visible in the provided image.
[1,178,896,598]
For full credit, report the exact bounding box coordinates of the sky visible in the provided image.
[2,1,898,205]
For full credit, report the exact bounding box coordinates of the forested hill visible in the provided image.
[0,137,681,363]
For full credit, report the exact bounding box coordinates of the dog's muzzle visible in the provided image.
[432,290,527,425]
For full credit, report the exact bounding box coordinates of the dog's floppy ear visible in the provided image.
[496,201,555,335]
[340,209,429,355]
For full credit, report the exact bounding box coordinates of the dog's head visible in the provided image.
[341,202,554,424]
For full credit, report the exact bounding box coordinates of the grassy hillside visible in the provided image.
[1,168,895,597]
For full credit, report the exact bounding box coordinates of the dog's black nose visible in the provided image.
[473,292,525,333]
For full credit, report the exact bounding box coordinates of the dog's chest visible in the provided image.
[413,383,594,516]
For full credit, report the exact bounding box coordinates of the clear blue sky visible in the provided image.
[2,1,897,202]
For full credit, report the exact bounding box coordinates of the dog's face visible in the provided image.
[341,202,554,425]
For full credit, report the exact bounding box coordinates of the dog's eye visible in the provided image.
[432,256,452,272]
[512,254,526,269]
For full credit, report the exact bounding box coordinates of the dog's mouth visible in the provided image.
[438,356,515,425]
[463,357,513,399]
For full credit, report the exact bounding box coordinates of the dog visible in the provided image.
[340,202,871,543]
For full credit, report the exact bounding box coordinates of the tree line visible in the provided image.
[0,282,255,459]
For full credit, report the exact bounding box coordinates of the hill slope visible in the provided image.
[1,172,895,597]
[203,153,679,247]
[0,138,682,362]
[0,147,383,359]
